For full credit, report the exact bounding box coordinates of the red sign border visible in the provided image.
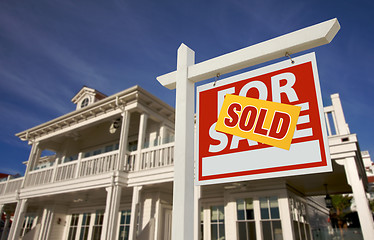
[196,52,332,185]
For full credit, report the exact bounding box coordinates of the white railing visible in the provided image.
[25,168,53,187]
[139,142,174,170]
[0,181,5,195]
[125,152,136,171]
[79,151,119,177]
[55,161,77,182]
[0,177,23,195]
[0,142,175,196]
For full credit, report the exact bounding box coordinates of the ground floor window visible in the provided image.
[236,196,283,240]
[290,197,311,240]
[118,210,131,240]
[211,205,225,240]
[67,210,104,240]
[20,215,36,237]
[259,197,282,240]
[237,198,256,240]
[92,210,104,240]
[201,203,225,240]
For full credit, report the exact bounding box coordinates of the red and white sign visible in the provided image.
[196,52,332,185]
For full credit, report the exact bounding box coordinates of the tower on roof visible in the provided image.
[71,86,107,110]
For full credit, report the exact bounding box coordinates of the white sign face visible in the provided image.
[196,52,332,185]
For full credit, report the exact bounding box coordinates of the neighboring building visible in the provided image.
[0,174,9,180]
[0,86,373,240]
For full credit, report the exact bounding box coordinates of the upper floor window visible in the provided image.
[81,98,90,108]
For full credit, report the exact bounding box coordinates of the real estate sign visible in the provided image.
[196,52,332,185]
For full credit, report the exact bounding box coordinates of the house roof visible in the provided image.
[71,86,107,104]
[16,85,175,142]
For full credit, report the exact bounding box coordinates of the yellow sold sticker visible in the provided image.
[215,94,301,150]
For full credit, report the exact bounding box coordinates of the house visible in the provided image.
[0,86,373,240]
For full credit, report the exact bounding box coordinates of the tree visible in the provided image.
[330,195,353,238]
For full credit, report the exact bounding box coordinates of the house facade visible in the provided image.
[0,86,373,240]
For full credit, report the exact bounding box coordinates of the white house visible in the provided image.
[0,86,373,240]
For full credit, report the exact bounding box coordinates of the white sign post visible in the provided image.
[157,18,340,240]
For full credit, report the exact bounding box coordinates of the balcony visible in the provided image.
[0,142,174,198]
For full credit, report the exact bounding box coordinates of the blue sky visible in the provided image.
[0,0,373,174]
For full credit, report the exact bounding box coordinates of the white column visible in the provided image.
[129,186,142,240]
[50,157,60,183]
[194,185,201,240]
[343,157,374,240]
[172,44,195,240]
[101,184,122,239]
[331,94,350,135]
[21,142,41,188]
[135,113,148,171]
[8,199,28,240]
[160,123,167,144]
[38,206,54,240]
[279,194,295,240]
[118,111,131,170]
[74,152,83,178]
[1,212,11,240]
[0,204,3,217]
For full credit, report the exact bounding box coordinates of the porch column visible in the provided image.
[342,157,374,240]
[0,204,3,217]
[8,198,28,240]
[134,113,148,171]
[1,212,11,240]
[101,184,122,239]
[194,185,201,240]
[159,123,167,144]
[129,186,142,240]
[118,110,131,171]
[38,206,54,240]
[279,193,295,240]
[21,142,41,188]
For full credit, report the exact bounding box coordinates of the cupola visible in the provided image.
[71,86,107,110]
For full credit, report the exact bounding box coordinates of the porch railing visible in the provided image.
[139,142,174,170]
[0,177,23,195]
[78,151,119,177]
[55,161,77,182]
[0,142,175,196]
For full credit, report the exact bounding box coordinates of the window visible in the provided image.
[67,214,79,240]
[81,98,89,108]
[118,210,131,240]
[237,198,256,240]
[83,142,119,159]
[290,197,311,240]
[211,206,225,240]
[20,215,36,237]
[79,213,91,240]
[92,211,104,240]
[67,211,104,240]
[259,197,282,240]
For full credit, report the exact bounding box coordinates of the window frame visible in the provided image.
[200,200,226,240]
[227,189,287,240]
[65,210,105,240]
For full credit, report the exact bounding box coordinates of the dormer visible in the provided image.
[71,86,107,110]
